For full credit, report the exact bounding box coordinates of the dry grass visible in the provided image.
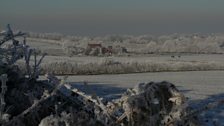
[32,59,224,75]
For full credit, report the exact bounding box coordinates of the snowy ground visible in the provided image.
[60,71,224,100]
[53,71,224,125]
[31,38,224,125]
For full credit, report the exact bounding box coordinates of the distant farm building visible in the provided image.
[85,43,102,56]
[85,43,128,56]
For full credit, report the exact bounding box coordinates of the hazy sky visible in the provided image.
[1,0,224,36]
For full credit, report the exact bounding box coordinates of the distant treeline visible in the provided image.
[27,32,224,54]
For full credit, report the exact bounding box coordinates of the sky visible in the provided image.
[1,0,224,36]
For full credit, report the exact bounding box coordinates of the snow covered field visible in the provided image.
[55,71,224,100]
[30,36,224,125]
[54,71,224,125]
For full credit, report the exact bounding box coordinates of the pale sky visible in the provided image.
[1,0,224,36]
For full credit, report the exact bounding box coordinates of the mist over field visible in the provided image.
[1,0,224,35]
